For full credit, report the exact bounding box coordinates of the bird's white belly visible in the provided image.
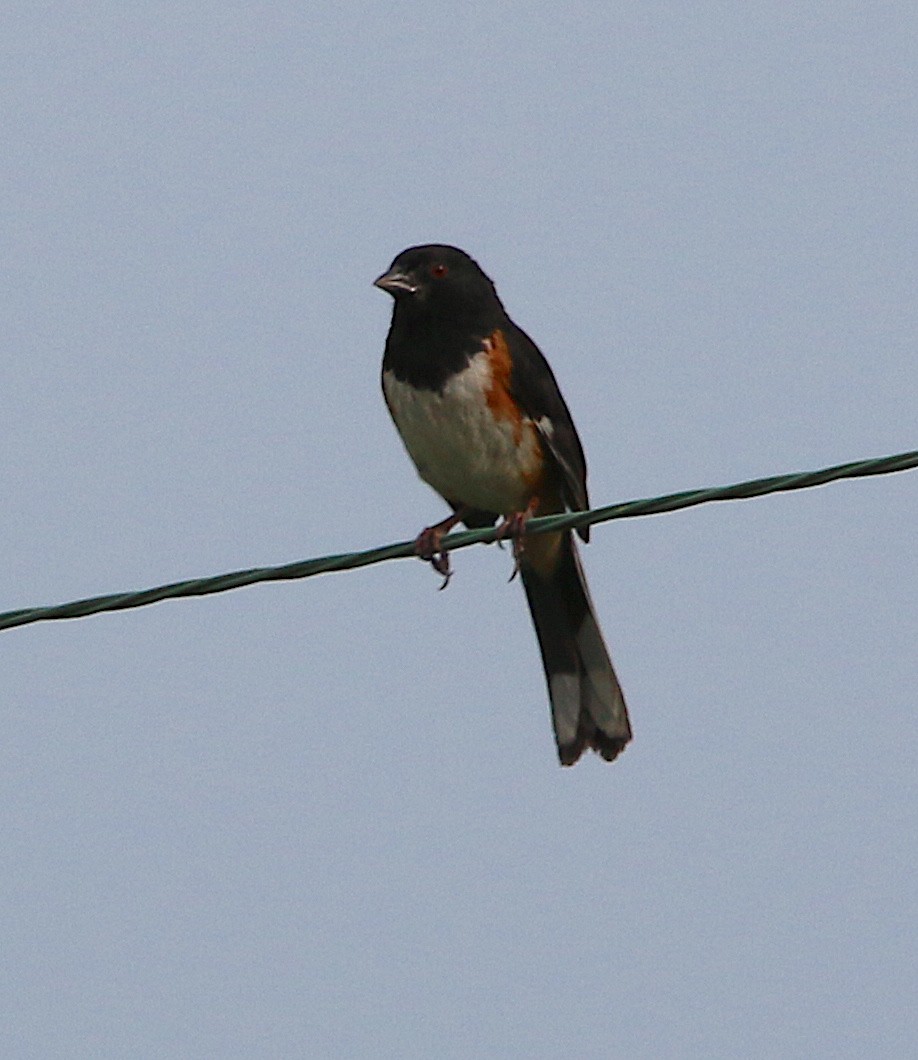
[383,352,541,514]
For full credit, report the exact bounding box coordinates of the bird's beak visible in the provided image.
[373,268,418,295]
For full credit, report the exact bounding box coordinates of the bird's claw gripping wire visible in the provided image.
[414,510,467,590]
[495,499,540,582]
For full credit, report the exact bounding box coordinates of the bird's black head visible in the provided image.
[374,245,503,323]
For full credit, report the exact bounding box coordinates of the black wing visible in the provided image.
[504,323,591,542]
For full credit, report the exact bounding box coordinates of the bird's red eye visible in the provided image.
[431,263,449,278]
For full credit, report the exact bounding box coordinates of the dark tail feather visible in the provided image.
[521,533,632,766]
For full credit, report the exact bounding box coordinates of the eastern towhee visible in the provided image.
[375,244,631,766]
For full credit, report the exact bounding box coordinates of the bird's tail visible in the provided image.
[520,532,631,766]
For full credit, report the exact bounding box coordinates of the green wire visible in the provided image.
[2,449,915,633]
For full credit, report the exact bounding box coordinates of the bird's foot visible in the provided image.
[495,499,539,582]
[414,510,466,589]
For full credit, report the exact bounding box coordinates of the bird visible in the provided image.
[374,244,631,766]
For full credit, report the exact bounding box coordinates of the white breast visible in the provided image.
[383,351,542,515]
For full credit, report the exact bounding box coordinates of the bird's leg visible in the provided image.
[414,508,468,589]
[495,497,540,581]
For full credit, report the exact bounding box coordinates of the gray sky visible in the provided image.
[3,3,916,1057]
